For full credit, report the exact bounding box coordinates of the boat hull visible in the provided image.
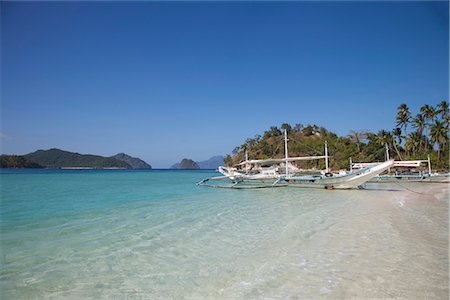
[368,173,450,183]
[285,160,394,189]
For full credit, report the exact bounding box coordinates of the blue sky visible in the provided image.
[1,1,448,167]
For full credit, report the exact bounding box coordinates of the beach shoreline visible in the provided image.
[310,182,449,299]
[214,182,450,299]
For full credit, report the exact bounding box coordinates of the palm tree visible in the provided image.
[437,100,449,125]
[411,114,425,152]
[376,130,392,145]
[392,128,403,160]
[349,130,367,152]
[405,131,423,157]
[420,104,436,149]
[374,130,398,158]
[430,120,447,161]
[411,114,425,136]
[392,127,402,145]
[396,103,411,136]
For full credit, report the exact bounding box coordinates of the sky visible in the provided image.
[1,1,448,168]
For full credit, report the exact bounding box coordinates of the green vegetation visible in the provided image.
[24,148,132,169]
[111,153,152,169]
[224,101,449,171]
[0,155,43,168]
[171,159,200,169]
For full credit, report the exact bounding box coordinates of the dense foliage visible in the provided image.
[24,148,132,169]
[0,155,43,168]
[224,101,449,171]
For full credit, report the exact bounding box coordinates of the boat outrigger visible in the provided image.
[351,144,450,183]
[197,130,394,189]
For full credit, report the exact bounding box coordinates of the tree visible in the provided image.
[437,100,449,125]
[411,114,426,151]
[293,123,303,132]
[412,114,425,136]
[373,129,398,159]
[396,103,411,136]
[281,123,292,133]
[392,128,403,160]
[349,130,367,152]
[392,127,402,145]
[263,126,282,139]
[420,104,436,149]
[430,120,448,161]
[303,124,319,136]
[405,131,424,157]
[374,130,392,147]
[223,155,233,166]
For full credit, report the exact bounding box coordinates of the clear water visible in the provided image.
[1,169,448,299]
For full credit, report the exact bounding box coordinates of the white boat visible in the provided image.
[370,172,450,183]
[352,145,450,183]
[285,159,394,189]
[198,130,394,189]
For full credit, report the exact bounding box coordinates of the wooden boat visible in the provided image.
[198,130,394,189]
[352,145,449,183]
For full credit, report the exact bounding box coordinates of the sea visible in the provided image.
[1,169,448,299]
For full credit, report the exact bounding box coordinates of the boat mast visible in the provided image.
[349,157,352,172]
[325,141,329,173]
[385,142,390,160]
[245,149,249,174]
[385,142,391,174]
[427,154,432,175]
[284,129,289,177]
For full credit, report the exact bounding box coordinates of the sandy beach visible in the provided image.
[299,182,450,299]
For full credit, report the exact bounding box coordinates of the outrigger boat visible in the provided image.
[351,144,450,183]
[197,130,394,189]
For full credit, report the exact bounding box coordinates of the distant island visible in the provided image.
[171,159,199,169]
[0,155,43,168]
[170,156,224,169]
[111,153,152,169]
[0,148,152,169]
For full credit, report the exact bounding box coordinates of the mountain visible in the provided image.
[111,153,152,169]
[171,158,199,169]
[24,148,132,169]
[0,155,43,168]
[197,156,224,169]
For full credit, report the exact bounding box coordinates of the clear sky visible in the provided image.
[1,1,448,167]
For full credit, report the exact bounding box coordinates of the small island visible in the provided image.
[0,148,152,169]
[171,158,200,169]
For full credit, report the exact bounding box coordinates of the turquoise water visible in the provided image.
[1,169,448,299]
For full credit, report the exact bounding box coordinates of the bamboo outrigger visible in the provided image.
[352,144,450,183]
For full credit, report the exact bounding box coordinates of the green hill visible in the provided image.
[111,153,152,169]
[224,121,449,171]
[24,148,132,169]
[0,155,43,168]
[171,158,200,169]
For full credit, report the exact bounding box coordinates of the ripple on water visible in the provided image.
[1,171,448,299]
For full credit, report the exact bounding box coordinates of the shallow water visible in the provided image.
[1,169,448,299]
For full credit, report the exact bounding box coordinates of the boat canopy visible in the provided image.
[237,156,327,167]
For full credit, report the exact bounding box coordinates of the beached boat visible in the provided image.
[198,130,394,189]
[285,159,394,189]
[352,145,450,183]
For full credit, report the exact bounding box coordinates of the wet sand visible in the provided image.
[326,182,449,299]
